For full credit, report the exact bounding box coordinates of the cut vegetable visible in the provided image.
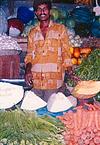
[72,80,100,99]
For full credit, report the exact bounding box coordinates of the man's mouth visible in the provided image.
[40,14,46,17]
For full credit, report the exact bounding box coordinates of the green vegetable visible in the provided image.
[0,109,64,145]
[94,92,100,102]
[74,49,100,81]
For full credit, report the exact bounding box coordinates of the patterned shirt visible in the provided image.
[25,20,72,90]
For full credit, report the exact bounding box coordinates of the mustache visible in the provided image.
[39,14,47,16]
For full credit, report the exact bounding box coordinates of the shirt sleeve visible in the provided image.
[60,25,73,69]
[24,29,35,65]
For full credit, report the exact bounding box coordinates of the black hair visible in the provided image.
[33,0,52,11]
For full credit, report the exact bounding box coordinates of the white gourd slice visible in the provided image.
[0,82,24,109]
[21,91,47,110]
[47,92,73,113]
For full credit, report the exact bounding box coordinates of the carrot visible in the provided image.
[77,138,84,145]
[89,141,95,145]
[97,131,100,136]
[94,103,100,110]
[94,136,100,144]
[81,133,87,140]
[77,109,82,130]
[95,111,100,130]
[73,113,78,131]
[81,110,88,129]
[93,128,98,133]
[88,111,95,128]
[84,139,90,144]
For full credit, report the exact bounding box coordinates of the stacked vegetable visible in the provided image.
[74,49,100,80]
[58,104,100,145]
[70,47,92,65]
[0,109,64,145]
[66,49,100,87]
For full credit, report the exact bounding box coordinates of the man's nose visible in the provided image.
[41,9,45,14]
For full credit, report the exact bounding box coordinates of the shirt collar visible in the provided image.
[36,20,53,31]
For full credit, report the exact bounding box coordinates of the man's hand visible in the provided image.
[67,66,72,71]
[25,63,33,86]
[67,66,73,74]
[25,72,33,86]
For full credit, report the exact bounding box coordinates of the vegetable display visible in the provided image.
[66,49,100,87]
[58,104,100,145]
[74,49,100,81]
[0,109,64,145]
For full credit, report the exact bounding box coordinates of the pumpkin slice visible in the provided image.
[72,80,100,99]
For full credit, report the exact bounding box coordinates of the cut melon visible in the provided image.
[47,92,73,112]
[0,82,24,109]
[21,91,47,110]
[72,80,100,99]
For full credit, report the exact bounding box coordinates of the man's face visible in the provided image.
[35,4,50,21]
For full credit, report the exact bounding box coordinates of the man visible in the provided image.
[25,0,72,102]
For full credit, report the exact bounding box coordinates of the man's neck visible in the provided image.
[40,19,50,29]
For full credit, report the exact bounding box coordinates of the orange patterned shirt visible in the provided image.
[25,21,72,89]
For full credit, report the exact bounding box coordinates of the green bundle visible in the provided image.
[0,109,64,145]
[74,49,100,81]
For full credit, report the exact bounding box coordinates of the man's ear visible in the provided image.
[50,9,52,16]
[35,11,37,16]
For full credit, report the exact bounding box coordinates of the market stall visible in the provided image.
[0,0,100,145]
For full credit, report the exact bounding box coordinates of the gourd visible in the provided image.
[71,6,93,24]
[91,16,100,38]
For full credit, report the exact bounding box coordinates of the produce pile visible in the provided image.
[66,49,100,87]
[0,109,64,145]
[0,34,21,51]
[74,49,100,81]
[58,104,100,145]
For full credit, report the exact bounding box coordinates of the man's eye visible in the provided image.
[37,7,48,12]
[37,8,41,11]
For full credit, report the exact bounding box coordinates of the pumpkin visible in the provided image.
[72,80,100,99]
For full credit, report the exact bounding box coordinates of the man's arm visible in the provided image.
[25,62,32,74]
[61,25,73,70]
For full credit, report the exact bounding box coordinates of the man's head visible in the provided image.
[33,0,52,21]
[33,0,52,12]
